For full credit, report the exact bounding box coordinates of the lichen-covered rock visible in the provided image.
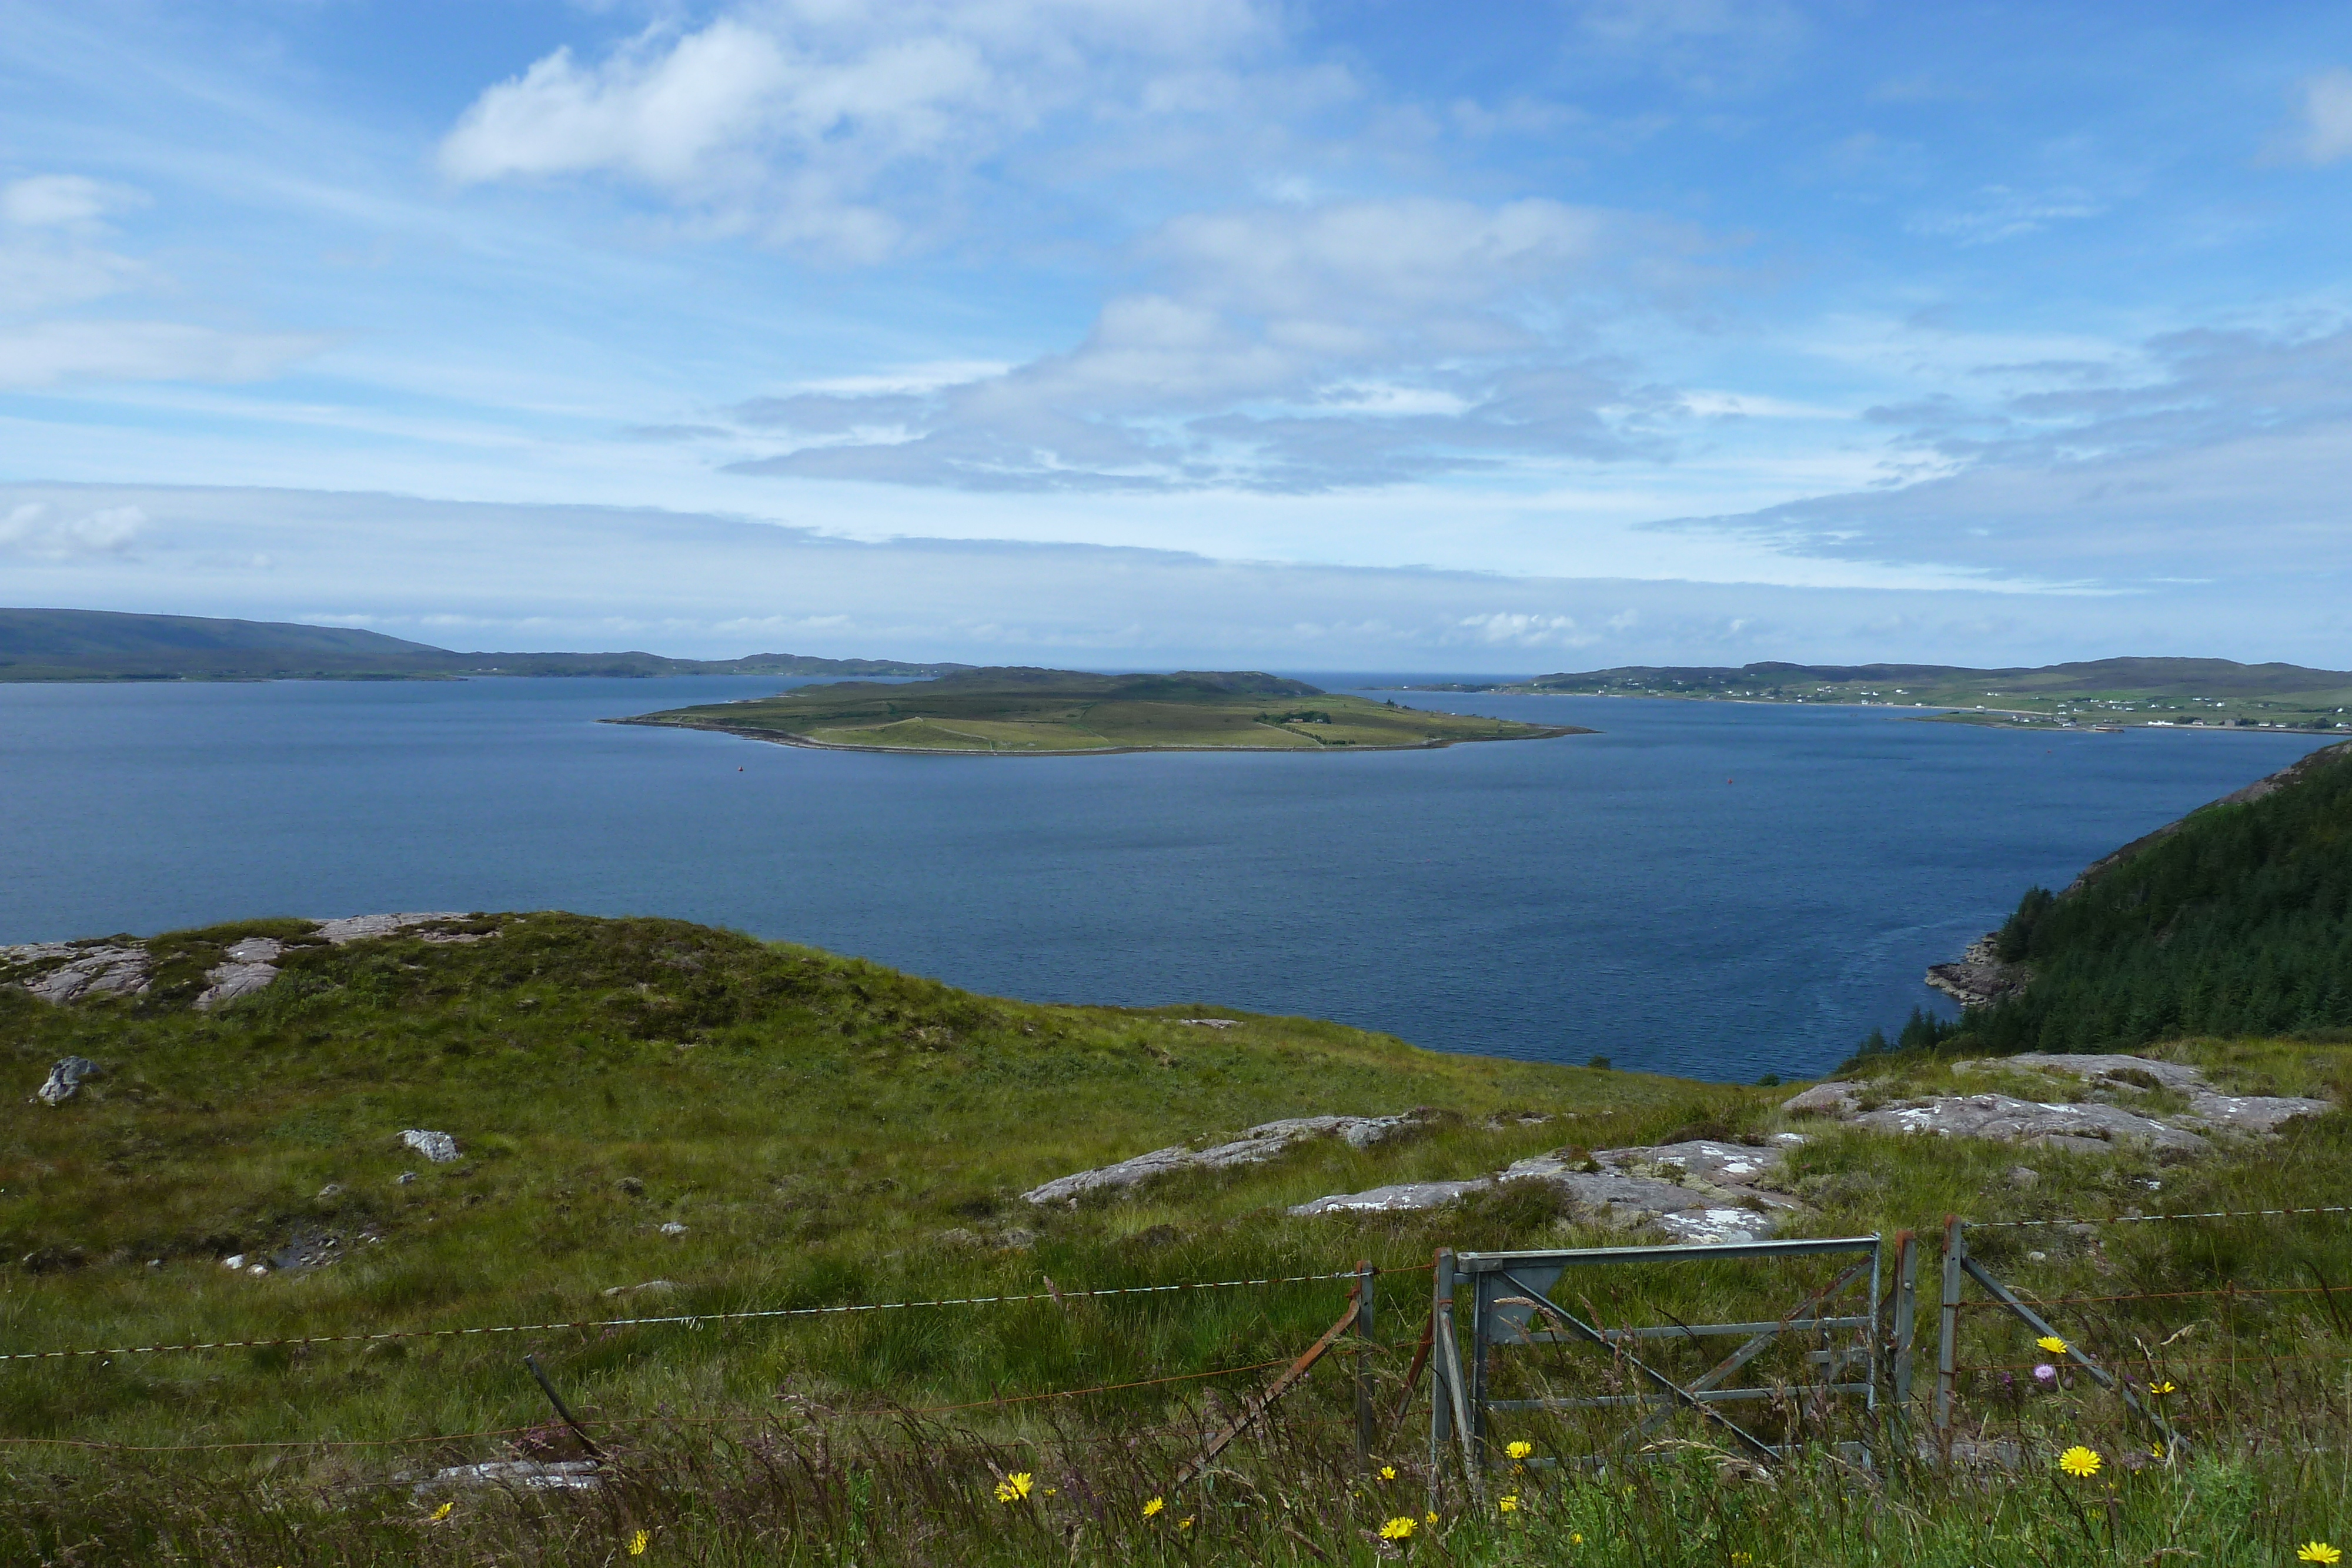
[1849,1092,2208,1154]
[7,944,151,1003]
[196,937,285,1011]
[1291,1135,1798,1245]
[35,1056,101,1105]
[399,1129,461,1164]
[312,912,486,945]
[1779,1052,2328,1155]
[1023,1111,1438,1205]
[1290,1179,1495,1216]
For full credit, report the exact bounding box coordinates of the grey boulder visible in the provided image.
[35,1056,101,1106]
[1023,1112,1436,1205]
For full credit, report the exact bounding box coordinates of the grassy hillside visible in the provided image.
[1476,656,2352,731]
[0,607,965,681]
[8,909,2352,1563]
[621,667,1583,753]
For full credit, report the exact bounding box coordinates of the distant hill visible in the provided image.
[1475,656,2352,732]
[0,608,969,682]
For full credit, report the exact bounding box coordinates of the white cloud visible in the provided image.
[0,322,326,389]
[726,196,1688,489]
[0,501,144,557]
[439,1,1275,259]
[2296,68,2352,165]
[1905,186,2104,246]
[0,174,143,228]
[1458,611,1595,648]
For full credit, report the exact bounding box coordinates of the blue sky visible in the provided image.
[1,1,2348,666]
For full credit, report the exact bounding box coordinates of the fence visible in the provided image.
[14,1205,2352,1483]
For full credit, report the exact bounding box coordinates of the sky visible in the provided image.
[1,1,2348,668]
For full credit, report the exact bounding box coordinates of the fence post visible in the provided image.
[1891,1228,1919,1413]
[1935,1214,1963,1461]
[1429,1249,1454,1510]
[1354,1258,1377,1466]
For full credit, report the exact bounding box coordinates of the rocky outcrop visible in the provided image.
[6,914,496,1010]
[1022,1112,1439,1205]
[196,937,284,1011]
[1291,1135,1808,1245]
[400,1129,462,1164]
[2,943,152,1002]
[1926,934,2027,1009]
[1783,1052,2326,1154]
[35,1056,100,1106]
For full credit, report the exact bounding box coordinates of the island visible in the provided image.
[1418,656,2352,733]
[612,666,1589,754]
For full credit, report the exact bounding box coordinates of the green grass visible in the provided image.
[8,912,2352,1563]
[619,668,1583,754]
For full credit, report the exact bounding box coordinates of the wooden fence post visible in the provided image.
[1354,1258,1377,1466]
[1935,1214,1963,1462]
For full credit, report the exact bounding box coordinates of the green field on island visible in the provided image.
[618,667,1586,754]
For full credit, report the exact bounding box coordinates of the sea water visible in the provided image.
[0,676,2331,1082]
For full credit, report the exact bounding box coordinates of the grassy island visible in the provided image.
[615,666,1588,754]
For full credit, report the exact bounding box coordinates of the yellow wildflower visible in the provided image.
[429,1502,453,1522]
[1425,1510,1439,1526]
[2057,1445,2103,1479]
[1498,1494,1520,1513]
[1505,1440,1534,1460]
[994,1472,1034,1503]
[1143,1497,1165,1519]
[2149,1380,2176,1395]
[1379,1465,1398,1481]
[1378,1517,1416,1540]
[1732,1554,1753,1567]
[1572,1533,1584,1545]
[2037,1335,2069,1355]
[1179,1517,1194,1530]
[2300,1546,2343,1566]
[627,1530,650,1557]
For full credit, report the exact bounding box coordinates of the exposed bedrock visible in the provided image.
[1020,1112,1440,1205]
[4,913,497,1012]
[1782,1052,2327,1152]
[1292,1136,1808,1245]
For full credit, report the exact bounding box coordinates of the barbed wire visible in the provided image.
[0,1355,1312,1456]
[1969,1204,2352,1231]
[0,1268,1380,1366]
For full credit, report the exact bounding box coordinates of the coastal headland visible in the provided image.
[1421,655,2352,733]
[613,666,1590,754]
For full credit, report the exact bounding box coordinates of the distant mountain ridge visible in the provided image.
[1520,657,2352,697]
[0,608,969,681]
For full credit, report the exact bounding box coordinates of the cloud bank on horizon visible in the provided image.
[0,1,2347,667]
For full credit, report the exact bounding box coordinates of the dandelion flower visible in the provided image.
[1379,1465,1398,1482]
[1498,1495,1519,1513]
[1142,1497,1165,1519]
[1378,1517,1416,1540]
[1506,1440,1534,1460]
[2037,1335,2069,1355]
[1426,1510,1439,1526]
[627,1530,650,1557]
[2058,1445,2103,1478]
[2149,1380,2176,1395]
[1179,1517,1194,1531]
[429,1502,453,1522]
[994,1472,1034,1503]
[2300,1545,2343,1566]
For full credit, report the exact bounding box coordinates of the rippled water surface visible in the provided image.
[0,676,2330,1082]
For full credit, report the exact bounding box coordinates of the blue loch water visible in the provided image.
[0,676,2331,1082]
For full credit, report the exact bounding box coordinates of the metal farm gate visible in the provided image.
[1426,1234,1919,1498]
